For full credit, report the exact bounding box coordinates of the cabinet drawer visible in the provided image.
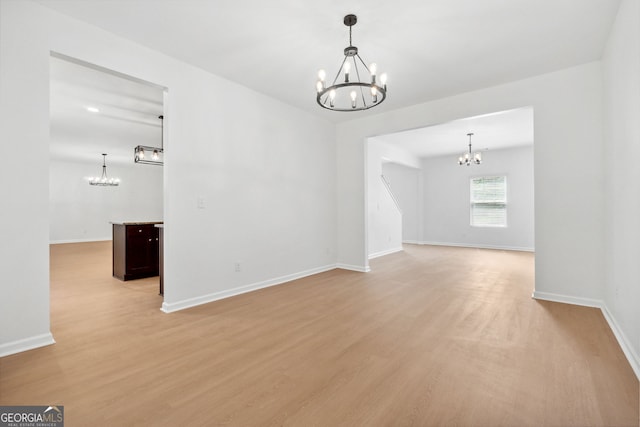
[126,225,156,238]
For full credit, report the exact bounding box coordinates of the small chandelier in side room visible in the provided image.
[134,115,164,165]
[89,153,120,186]
[458,133,482,166]
[316,14,387,112]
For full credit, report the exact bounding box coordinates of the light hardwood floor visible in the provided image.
[0,242,638,426]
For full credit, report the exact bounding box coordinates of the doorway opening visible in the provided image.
[49,53,166,307]
[365,106,535,265]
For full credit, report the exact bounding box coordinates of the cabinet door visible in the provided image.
[126,226,159,275]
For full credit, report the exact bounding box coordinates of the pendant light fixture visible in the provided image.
[89,153,120,186]
[458,133,482,166]
[316,14,387,112]
[134,115,164,165]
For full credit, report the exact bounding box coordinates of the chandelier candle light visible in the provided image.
[458,133,482,166]
[89,153,120,186]
[316,14,387,112]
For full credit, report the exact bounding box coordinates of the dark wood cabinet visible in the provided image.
[112,223,160,281]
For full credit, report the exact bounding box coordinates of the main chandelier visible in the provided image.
[316,14,387,112]
[458,133,482,166]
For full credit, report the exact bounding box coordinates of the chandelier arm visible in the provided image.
[354,54,370,107]
[359,84,367,108]
[330,55,349,86]
[351,56,368,107]
[354,53,371,73]
[321,55,350,106]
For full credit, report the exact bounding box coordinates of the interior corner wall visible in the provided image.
[381,163,421,243]
[337,61,604,302]
[0,0,336,355]
[602,0,640,377]
[49,158,163,243]
[366,140,403,259]
[420,146,534,251]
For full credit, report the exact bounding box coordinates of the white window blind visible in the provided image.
[470,176,507,227]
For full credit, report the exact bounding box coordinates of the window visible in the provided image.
[470,176,507,227]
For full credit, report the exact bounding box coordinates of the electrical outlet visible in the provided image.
[234,262,241,272]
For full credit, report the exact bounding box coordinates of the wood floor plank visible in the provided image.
[0,242,637,426]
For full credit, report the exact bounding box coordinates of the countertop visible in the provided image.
[110,221,164,225]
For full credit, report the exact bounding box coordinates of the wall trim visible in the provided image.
[532,291,640,380]
[402,240,421,245]
[600,304,640,381]
[531,291,602,308]
[336,263,371,273]
[161,264,338,313]
[50,237,111,245]
[0,333,55,358]
[417,241,534,252]
[368,246,403,260]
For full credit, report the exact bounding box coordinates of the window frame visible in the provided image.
[469,175,508,228]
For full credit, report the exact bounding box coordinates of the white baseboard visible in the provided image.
[601,304,640,381]
[532,291,640,380]
[531,291,602,308]
[161,264,338,313]
[402,240,421,245]
[417,241,534,252]
[368,246,403,260]
[0,333,55,358]
[50,238,111,244]
[336,263,371,273]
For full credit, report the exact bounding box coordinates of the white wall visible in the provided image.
[421,146,534,251]
[0,0,53,355]
[0,1,336,355]
[381,163,421,243]
[367,141,403,260]
[337,62,604,302]
[49,158,163,243]
[602,0,640,378]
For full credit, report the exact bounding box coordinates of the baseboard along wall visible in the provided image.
[161,264,339,313]
[412,241,534,252]
[0,333,55,358]
[532,291,640,381]
[368,247,403,260]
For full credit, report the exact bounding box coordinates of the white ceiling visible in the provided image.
[38,0,621,123]
[372,106,534,159]
[50,55,164,165]
[45,1,617,163]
